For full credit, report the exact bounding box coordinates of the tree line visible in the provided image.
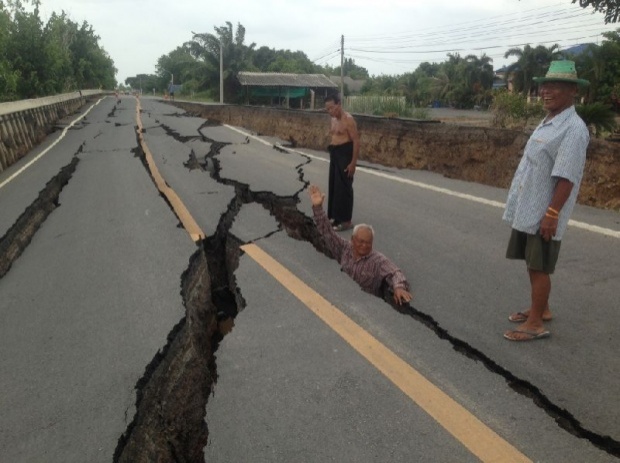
[1,0,617,110]
[0,0,116,102]
[361,31,620,110]
[125,22,346,100]
[126,20,620,112]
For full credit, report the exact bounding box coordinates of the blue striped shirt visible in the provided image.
[503,106,589,240]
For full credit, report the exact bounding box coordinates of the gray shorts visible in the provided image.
[506,229,562,274]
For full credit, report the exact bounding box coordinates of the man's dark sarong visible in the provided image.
[327,141,354,224]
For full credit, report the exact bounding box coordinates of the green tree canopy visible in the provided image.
[332,58,369,80]
[0,0,116,101]
[571,29,620,105]
[187,21,255,101]
[360,53,494,109]
[573,0,620,23]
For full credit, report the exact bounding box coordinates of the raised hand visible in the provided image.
[308,184,325,207]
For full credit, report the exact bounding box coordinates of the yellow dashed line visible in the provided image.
[241,242,532,463]
[135,100,205,242]
[136,110,529,460]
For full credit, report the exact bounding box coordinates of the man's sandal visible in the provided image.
[508,312,553,323]
[504,329,551,342]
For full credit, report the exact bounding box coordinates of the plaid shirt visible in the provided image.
[313,206,409,296]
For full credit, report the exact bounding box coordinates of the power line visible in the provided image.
[346,13,603,50]
[348,23,610,54]
[313,3,614,74]
[313,50,341,65]
[345,2,584,42]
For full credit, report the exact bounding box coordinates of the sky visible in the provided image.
[37,0,619,84]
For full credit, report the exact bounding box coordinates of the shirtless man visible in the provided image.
[324,94,360,231]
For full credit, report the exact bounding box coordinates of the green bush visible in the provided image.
[576,102,617,137]
[490,89,544,129]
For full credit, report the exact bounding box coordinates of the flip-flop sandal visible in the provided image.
[503,329,551,342]
[508,312,553,323]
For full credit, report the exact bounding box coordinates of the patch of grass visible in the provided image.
[180,91,215,103]
[411,107,430,120]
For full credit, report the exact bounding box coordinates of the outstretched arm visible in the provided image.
[382,263,412,305]
[308,185,347,260]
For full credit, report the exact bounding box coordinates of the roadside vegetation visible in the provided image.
[132,19,620,134]
[490,90,545,130]
[0,0,116,101]
[2,0,619,138]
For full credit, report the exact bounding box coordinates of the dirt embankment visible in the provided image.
[175,103,620,211]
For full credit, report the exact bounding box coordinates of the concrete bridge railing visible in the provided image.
[0,90,104,173]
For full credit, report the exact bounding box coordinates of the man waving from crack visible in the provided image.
[309,184,413,305]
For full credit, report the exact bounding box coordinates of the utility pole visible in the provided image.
[220,41,224,104]
[340,35,344,99]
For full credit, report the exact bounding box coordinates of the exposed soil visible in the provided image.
[173,103,620,212]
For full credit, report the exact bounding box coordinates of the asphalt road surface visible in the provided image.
[0,96,618,462]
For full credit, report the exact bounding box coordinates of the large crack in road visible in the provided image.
[155,114,619,459]
[0,146,82,278]
[111,120,336,462]
[114,246,217,462]
[1,105,618,461]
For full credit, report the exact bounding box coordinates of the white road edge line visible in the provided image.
[0,97,105,190]
[224,124,620,239]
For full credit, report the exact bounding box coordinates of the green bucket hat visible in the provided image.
[533,60,589,87]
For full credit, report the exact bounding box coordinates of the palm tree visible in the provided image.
[575,44,605,103]
[464,53,494,91]
[189,22,255,101]
[504,44,562,96]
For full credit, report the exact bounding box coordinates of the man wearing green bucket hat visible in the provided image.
[502,60,589,342]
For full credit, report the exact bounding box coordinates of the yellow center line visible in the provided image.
[241,242,532,463]
[135,100,205,242]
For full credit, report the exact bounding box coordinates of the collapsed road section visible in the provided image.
[112,112,335,462]
[5,99,611,461]
[151,107,619,460]
[113,246,217,462]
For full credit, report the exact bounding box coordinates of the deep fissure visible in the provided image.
[186,118,619,458]
[0,146,82,279]
[2,107,615,458]
[5,108,606,460]
[0,102,614,459]
[113,123,255,462]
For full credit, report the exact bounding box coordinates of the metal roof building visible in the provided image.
[237,72,338,108]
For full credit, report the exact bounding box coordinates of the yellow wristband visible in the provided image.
[545,213,559,220]
[547,206,560,215]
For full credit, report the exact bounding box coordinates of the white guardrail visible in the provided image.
[0,90,105,116]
